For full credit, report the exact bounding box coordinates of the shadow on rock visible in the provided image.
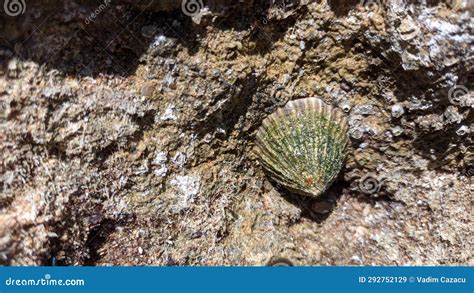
[270,176,348,224]
[0,0,312,77]
[0,1,205,77]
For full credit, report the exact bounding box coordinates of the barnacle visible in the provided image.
[255,97,349,197]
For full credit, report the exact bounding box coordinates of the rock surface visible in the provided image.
[0,0,472,266]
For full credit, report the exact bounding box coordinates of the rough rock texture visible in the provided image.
[0,0,472,266]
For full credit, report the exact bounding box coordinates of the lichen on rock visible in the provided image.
[0,0,472,266]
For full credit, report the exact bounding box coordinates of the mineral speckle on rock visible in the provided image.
[391,104,405,118]
[170,175,201,212]
[0,0,472,266]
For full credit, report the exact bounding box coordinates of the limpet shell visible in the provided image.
[255,97,349,198]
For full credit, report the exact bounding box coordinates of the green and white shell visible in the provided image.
[255,97,349,198]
